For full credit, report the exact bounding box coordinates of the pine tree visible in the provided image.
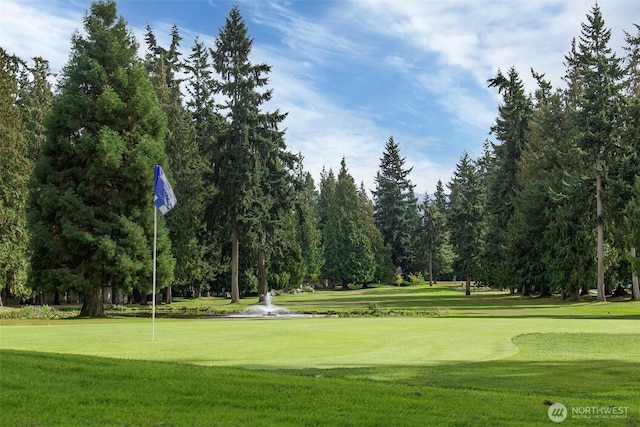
[208,6,289,302]
[28,0,174,317]
[372,137,420,274]
[432,180,454,281]
[293,162,324,284]
[0,49,33,303]
[620,24,640,299]
[447,153,484,295]
[485,67,532,292]
[359,182,394,286]
[320,159,375,288]
[514,72,577,297]
[420,192,447,286]
[14,56,53,161]
[624,178,640,299]
[573,4,624,301]
[145,25,219,301]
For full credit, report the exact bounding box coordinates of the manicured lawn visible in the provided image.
[1,283,639,426]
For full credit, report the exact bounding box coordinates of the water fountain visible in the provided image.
[230,292,309,318]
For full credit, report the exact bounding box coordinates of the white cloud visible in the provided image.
[0,0,82,73]
[353,0,638,91]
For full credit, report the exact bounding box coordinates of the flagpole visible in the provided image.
[152,164,176,342]
[152,204,157,341]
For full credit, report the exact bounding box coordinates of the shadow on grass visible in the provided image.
[2,348,638,426]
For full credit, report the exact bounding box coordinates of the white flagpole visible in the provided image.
[152,204,157,341]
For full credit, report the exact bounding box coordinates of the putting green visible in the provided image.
[1,317,637,368]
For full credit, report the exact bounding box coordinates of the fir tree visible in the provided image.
[145,25,219,301]
[372,137,420,274]
[28,0,174,316]
[573,4,624,301]
[447,153,484,295]
[0,50,32,303]
[208,6,290,302]
[320,159,375,288]
[485,67,532,291]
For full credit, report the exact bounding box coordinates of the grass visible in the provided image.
[1,283,639,426]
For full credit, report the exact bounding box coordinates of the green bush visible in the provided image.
[0,305,78,319]
[407,272,424,283]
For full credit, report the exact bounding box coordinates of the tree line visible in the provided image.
[0,1,638,317]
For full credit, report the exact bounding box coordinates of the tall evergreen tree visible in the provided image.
[145,25,219,301]
[620,24,640,299]
[372,137,420,274]
[0,50,33,303]
[447,153,484,295]
[420,192,447,286]
[293,161,324,284]
[253,112,297,300]
[514,72,588,298]
[14,56,53,161]
[359,182,394,286]
[573,4,624,301]
[320,159,375,288]
[208,6,289,302]
[27,0,174,317]
[624,178,640,299]
[485,67,532,292]
[432,180,454,281]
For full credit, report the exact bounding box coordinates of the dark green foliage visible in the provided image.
[572,4,624,301]
[512,77,569,296]
[484,67,532,291]
[145,25,220,300]
[320,160,375,287]
[207,6,294,301]
[27,0,174,316]
[0,49,33,301]
[359,183,395,285]
[293,164,324,283]
[618,24,640,299]
[624,178,640,297]
[372,137,421,274]
[447,153,484,295]
[14,56,53,161]
[420,191,448,285]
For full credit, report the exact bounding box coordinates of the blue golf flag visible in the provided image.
[154,165,177,215]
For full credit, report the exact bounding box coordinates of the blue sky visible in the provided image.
[2,0,638,195]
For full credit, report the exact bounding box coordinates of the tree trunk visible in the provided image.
[165,285,172,304]
[596,154,606,302]
[257,230,267,302]
[631,247,639,301]
[428,250,434,286]
[465,275,471,296]
[568,285,580,301]
[539,284,551,298]
[231,225,240,303]
[80,286,105,317]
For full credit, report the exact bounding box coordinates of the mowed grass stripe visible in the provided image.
[1,317,638,368]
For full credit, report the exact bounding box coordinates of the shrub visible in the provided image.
[0,305,78,319]
[408,272,424,283]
